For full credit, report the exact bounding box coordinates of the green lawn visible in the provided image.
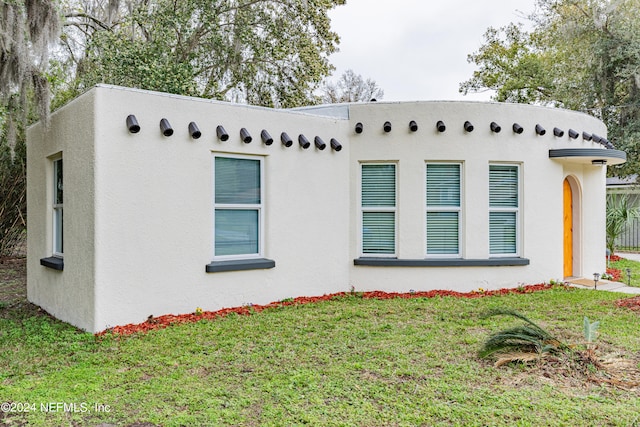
[1,287,640,426]
[610,255,640,287]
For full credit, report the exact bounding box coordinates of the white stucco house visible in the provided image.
[27,85,626,333]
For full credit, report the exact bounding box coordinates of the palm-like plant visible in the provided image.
[479,309,566,366]
[606,194,640,256]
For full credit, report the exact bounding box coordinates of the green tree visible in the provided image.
[460,0,640,177]
[1,0,59,155]
[459,23,557,105]
[0,0,58,255]
[59,0,345,108]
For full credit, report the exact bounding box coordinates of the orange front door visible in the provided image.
[563,179,573,277]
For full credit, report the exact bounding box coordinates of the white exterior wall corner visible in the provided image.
[90,86,350,332]
[26,89,97,332]
[346,101,610,292]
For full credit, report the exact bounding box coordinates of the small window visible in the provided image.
[53,157,63,257]
[361,163,396,256]
[426,163,461,256]
[489,164,519,256]
[213,155,263,259]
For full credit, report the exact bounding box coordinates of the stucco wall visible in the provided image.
[580,165,607,273]
[27,90,97,331]
[347,101,608,291]
[27,86,614,332]
[91,86,350,331]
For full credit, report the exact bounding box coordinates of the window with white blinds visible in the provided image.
[489,164,519,256]
[361,164,396,255]
[213,155,263,258]
[426,163,461,256]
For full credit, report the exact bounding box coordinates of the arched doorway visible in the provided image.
[563,179,573,277]
[563,176,581,278]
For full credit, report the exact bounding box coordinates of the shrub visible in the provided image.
[479,309,566,366]
[0,139,26,257]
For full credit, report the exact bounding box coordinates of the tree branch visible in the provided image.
[64,12,113,31]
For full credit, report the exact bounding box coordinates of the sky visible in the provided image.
[327,0,537,102]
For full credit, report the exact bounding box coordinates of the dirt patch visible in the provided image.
[0,256,27,305]
[497,350,640,395]
[0,257,49,321]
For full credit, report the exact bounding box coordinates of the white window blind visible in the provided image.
[489,165,519,255]
[426,163,461,255]
[214,156,262,257]
[361,164,396,255]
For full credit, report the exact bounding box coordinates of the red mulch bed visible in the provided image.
[615,296,640,312]
[605,254,624,281]
[607,254,623,281]
[97,283,557,336]
[611,253,640,313]
[607,267,623,281]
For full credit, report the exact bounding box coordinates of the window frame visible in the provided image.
[425,162,462,258]
[212,153,265,261]
[488,163,521,257]
[52,156,64,258]
[360,162,397,257]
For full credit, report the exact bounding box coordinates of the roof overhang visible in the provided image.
[549,148,626,166]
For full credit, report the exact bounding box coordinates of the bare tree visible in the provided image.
[321,69,384,103]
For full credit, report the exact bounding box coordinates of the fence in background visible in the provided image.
[617,217,640,251]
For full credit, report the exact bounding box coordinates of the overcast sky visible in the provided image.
[327,0,537,102]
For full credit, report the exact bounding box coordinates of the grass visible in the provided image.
[609,256,640,287]
[1,287,640,426]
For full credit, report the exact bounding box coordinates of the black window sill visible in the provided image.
[206,258,275,273]
[40,256,64,271]
[354,258,530,267]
